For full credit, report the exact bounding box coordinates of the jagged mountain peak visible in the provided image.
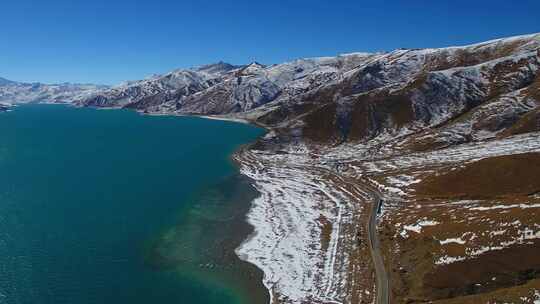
[194,61,241,75]
[246,61,265,68]
[236,61,266,76]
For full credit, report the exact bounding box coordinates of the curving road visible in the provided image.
[367,194,390,304]
[322,164,390,304]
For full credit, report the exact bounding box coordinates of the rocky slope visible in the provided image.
[73,54,377,114]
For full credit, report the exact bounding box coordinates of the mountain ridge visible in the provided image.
[68,33,539,129]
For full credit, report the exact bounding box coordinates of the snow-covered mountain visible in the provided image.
[74,53,377,113]
[249,33,540,146]
[0,79,107,104]
[73,33,539,148]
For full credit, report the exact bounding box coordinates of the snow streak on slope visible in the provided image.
[235,149,374,304]
[74,53,378,115]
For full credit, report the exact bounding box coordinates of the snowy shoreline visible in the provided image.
[233,148,372,304]
[0,102,13,112]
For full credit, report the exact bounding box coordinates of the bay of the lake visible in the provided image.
[0,104,268,304]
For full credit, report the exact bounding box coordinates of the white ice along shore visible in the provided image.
[0,102,12,112]
[234,148,372,304]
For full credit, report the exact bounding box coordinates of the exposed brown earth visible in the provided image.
[302,103,341,142]
[414,152,540,199]
[501,108,540,136]
[432,279,540,304]
[373,152,540,303]
[426,39,531,72]
[424,241,540,298]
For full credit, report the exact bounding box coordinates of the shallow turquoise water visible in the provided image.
[0,104,267,304]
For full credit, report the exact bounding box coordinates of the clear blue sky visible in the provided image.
[1,0,539,85]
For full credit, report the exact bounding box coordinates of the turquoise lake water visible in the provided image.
[0,104,268,304]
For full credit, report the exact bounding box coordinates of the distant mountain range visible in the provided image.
[0,79,107,104]
[73,54,376,115]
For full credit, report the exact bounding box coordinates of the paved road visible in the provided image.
[367,194,390,304]
[320,165,390,303]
